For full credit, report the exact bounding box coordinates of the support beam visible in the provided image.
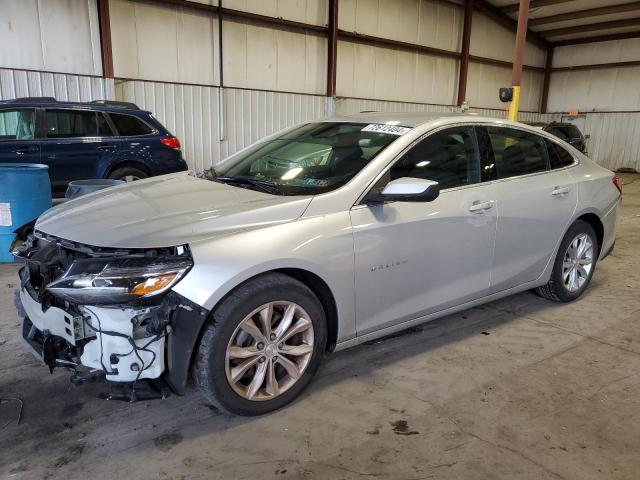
[553,30,640,46]
[327,0,338,97]
[530,2,640,27]
[337,31,460,59]
[501,0,573,14]
[474,0,549,48]
[552,59,640,72]
[457,0,474,106]
[540,47,553,113]
[97,0,113,78]
[508,0,531,121]
[542,17,640,38]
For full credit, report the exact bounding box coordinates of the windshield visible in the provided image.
[214,122,408,195]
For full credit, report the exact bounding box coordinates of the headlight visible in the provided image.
[46,255,193,305]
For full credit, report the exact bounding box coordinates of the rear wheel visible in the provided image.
[536,220,598,302]
[107,166,148,182]
[194,273,327,415]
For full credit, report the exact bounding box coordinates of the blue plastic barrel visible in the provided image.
[0,163,52,263]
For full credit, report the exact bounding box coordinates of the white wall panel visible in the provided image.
[110,0,219,85]
[547,68,640,112]
[339,0,463,52]
[554,38,640,68]
[223,0,328,26]
[466,62,543,111]
[116,80,331,169]
[582,113,640,172]
[0,0,102,76]
[336,41,458,104]
[470,12,546,68]
[0,68,114,102]
[222,20,326,94]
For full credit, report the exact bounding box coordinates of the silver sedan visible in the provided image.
[15,113,621,415]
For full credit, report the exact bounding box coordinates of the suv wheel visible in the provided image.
[108,166,148,182]
[194,273,327,416]
[536,220,598,302]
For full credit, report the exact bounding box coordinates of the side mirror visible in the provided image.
[366,177,440,203]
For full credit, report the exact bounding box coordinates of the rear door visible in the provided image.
[482,126,578,294]
[40,109,117,194]
[0,108,40,164]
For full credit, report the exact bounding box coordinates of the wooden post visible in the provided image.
[327,0,338,97]
[457,0,474,106]
[540,46,553,113]
[97,0,114,78]
[508,0,531,121]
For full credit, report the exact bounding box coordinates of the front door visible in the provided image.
[0,108,40,164]
[351,126,497,335]
[482,126,578,293]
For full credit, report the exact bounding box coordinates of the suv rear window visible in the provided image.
[0,109,35,140]
[109,113,154,136]
[45,109,110,138]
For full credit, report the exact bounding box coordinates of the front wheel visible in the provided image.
[194,273,327,415]
[536,220,598,302]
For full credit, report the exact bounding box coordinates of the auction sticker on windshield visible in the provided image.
[361,124,411,136]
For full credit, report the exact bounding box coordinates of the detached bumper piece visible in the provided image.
[14,231,209,400]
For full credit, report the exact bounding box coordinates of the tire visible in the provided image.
[107,166,148,182]
[194,273,327,416]
[536,220,598,302]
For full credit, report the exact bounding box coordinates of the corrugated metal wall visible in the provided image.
[116,80,331,169]
[549,38,640,112]
[0,68,114,101]
[0,0,102,76]
[581,112,640,172]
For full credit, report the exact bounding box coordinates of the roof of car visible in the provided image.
[0,97,145,112]
[325,111,518,128]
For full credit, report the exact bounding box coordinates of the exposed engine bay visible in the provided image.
[13,230,208,400]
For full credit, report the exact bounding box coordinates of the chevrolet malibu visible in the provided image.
[13,113,621,415]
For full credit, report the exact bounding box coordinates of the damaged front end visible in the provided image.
[13,231,208,399]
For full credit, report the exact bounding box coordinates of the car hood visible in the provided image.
[35,173,313,248]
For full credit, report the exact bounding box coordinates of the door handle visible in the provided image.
[551,186,570,196]
[469,200,495,213]
[97,145,116,151]
[14,146,38,155]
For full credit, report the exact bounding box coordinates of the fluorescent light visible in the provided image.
[281,167,303,180]
[416,160,431,167]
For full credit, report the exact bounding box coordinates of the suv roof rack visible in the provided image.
[0,96,57,103]
[90,100,140,110]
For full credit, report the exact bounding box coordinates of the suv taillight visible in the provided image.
[160,136,181,150]
[613,175,622,195]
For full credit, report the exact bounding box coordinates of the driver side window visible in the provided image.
[389,126,480,190]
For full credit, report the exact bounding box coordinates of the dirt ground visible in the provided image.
[0,174,638,480]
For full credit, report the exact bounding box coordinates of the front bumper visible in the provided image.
[18,284,165,382]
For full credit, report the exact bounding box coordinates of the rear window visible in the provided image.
[109,113,154,136]
[45,109,108,138]
[0,109,35,140]
[546,140,575,169]
[487,127,549,179]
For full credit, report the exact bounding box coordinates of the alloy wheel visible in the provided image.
[562,233,594,292]
[225,301,315,401]
[121,175,141,182]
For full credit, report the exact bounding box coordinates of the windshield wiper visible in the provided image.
[215,176,282,195]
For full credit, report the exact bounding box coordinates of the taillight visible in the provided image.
[160,136,181,150]
[612,175,622,195]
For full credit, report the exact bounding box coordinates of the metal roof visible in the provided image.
[487,0,640,46]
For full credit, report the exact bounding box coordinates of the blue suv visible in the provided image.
[0,97,188,196]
